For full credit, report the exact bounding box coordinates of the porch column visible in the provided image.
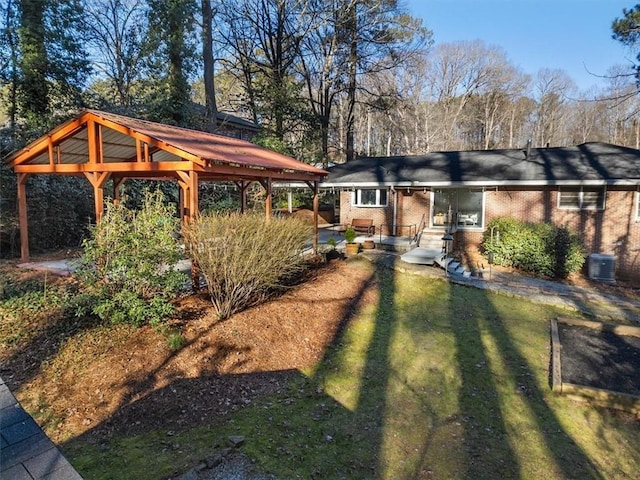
[177,172,189,221]
[308,180,320,253]
[17,173,30,261]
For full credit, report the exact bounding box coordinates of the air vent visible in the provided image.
[588,254,615,283]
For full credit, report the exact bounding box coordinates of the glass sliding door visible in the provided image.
[432,188,484,229]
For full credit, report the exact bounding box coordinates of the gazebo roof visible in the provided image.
[6,109,326,182]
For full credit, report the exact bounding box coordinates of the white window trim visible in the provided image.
[352,188,389,207]
[635,191,640,222]
[558,186,606,210]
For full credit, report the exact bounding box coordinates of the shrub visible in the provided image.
[77,190,187,326]
[183,212,312,320]
[482,217,585,279]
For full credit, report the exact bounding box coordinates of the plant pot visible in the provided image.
[362,239,375,250]
[345,242,360,256]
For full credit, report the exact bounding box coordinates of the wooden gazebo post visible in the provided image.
[261,178,273,220]
[17,173,30,261]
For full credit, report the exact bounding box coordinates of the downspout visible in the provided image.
[391,186,398,236]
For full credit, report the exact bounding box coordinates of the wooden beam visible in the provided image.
[17,174,30,261]
[6,117,87,167]
[235,180,250,213]
[15,161,199,174]
[189,170,199,221]
[13,159,326,184]
[48,138,54,166]
[88,119,98,164]
[90,114,206,166]
[188,170,200,290]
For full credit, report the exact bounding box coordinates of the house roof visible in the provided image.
[322,143,640,188]
[6,109,325,182]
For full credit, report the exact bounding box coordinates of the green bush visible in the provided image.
[77,190,187,326]
[184,212,312,320]
[482,217,585,279]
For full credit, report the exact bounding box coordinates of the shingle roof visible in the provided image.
[322,143,640,187]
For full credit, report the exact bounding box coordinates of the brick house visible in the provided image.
[322,142,640,281]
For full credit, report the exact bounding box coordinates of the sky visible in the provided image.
[404,0,636,91]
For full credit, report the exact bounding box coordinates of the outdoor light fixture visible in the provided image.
[441,232,453,278]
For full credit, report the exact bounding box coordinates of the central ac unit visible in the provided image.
[588,254,615,283]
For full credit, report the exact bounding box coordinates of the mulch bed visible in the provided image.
[557,322,640,397]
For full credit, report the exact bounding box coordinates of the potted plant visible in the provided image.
[344,226,359,256]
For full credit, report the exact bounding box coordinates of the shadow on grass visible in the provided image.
[47,258,638,478]
[447,285,604,479]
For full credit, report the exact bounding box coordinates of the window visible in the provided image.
[558,187,605,210]
[432,188,484,229]
[354,189,388,207]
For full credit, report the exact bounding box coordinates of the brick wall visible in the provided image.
[484,187,640,280]
[339,189,431,236]
[340,186,640,281]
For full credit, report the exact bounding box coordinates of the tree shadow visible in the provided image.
[16,257,636,479]
[447,284,605,479]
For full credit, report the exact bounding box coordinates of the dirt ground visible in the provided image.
[558,323,640,396]
[0,256,378,446]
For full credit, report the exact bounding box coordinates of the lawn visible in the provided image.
[2,257,639,479]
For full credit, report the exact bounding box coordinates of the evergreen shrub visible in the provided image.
[482,217,585,279]
[77,190,186,326]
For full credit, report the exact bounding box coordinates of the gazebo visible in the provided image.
[5,110,327,260]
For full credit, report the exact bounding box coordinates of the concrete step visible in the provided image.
[418,234,444,249]
[400,247,441,265]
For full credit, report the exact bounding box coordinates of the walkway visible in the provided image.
[369,251,640,324]
[0,377,82,479]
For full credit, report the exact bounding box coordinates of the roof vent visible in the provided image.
[588,254,615,283]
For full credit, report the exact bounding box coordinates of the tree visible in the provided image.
[219,0,311,140]
[201,0,218,128]
[0,0,20,129]
[145,0,198,126]
[338,0,430,161]
[612,4,640,83]
[82,0,148,111]
[16,0,89,129]
[532,68,575,147]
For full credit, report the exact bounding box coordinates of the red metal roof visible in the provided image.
[6,109,327,180]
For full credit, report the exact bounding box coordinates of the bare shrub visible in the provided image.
[184,213,312,319]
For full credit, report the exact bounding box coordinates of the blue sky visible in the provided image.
[405,0,635,91]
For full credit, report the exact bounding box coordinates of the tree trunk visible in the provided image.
[202,0,217,130]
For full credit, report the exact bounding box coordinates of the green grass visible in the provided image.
[10,261,640,479]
